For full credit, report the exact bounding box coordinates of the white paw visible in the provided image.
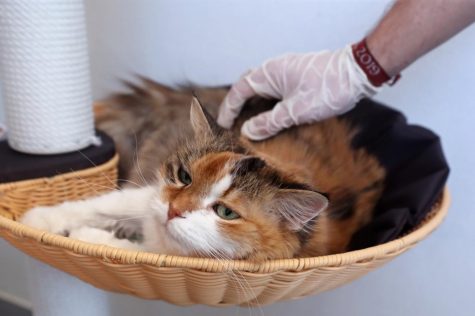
[69,226,114,243]
[20,205,73,235]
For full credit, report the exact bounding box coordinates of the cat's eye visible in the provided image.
[177,166,192,185]
[213,203,240,220]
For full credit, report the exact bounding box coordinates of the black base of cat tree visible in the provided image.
[0,130,116,184]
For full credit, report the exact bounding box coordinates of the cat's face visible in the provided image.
[152,99,328,261]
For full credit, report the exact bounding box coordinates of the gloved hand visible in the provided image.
[217,45,381,140]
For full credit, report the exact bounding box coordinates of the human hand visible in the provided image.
[217,45,381,140]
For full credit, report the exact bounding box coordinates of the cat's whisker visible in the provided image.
[132,132,151,187]
[226,262,260,315]
[77,150,121,190]
[198,237,263,313]
[74,175,120,194]
[231,251,264,315]
[206,248,249,307]
[71,166,145,201]
[233,271,256,316]
[116,178,142,188]
[209,249,249,308]
[228,245,263,311]
[109,214,154,222]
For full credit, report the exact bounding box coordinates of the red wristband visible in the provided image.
[352,39,400,87]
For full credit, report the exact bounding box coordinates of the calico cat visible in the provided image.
[20,78,385,262]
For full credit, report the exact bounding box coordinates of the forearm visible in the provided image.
[367,0,475,76]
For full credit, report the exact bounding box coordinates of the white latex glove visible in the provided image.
[217,45,381,140]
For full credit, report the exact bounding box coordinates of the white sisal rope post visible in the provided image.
[0,0,99,154]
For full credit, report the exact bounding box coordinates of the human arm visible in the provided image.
[368,0,475,76]
[218,0,475,140]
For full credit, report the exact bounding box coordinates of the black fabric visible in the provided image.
[343,99,449,250]
[0,130,116,183]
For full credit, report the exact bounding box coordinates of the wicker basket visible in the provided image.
[0,154,450,306]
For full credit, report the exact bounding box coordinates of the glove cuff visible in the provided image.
[351,38,401,87]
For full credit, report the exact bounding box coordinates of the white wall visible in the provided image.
[1,0,475,315]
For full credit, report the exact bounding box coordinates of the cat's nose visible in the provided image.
[167,204,184,220]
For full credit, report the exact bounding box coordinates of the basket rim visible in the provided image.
[0,156,450,273]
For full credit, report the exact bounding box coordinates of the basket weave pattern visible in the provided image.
[0,155,449,306]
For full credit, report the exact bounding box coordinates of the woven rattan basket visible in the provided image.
[0,154,450,306]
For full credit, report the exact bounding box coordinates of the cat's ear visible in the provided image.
[272,189,329,231]
[190,97,221,137]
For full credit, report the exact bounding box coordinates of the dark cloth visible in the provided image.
[345,99,449,249]
[0,131,116,183]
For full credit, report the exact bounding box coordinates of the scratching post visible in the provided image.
[0,1,113,315]
[0,0,98,154]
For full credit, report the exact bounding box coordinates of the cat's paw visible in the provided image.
[112,219,143,242]
[69,226,115,243]
[70,226,143,250]
[20,205,72,235]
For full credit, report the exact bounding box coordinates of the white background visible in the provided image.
[1,0,474,315]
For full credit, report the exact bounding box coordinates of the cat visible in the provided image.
[20,78,385,262]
